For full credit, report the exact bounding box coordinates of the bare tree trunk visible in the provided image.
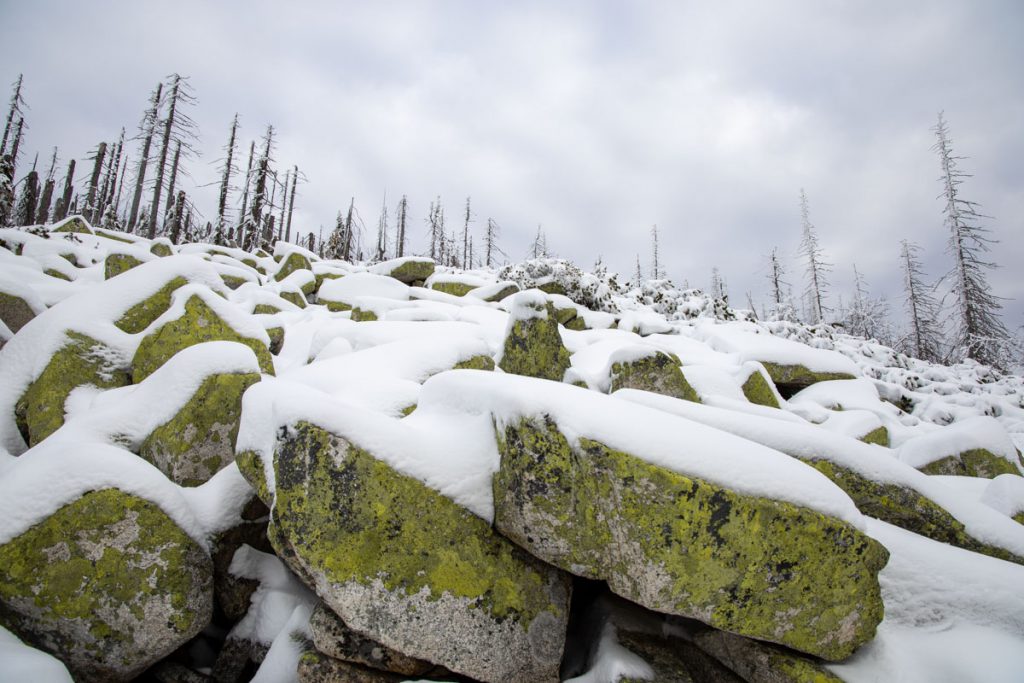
[237,140,255,244]
[85,142,108,223]
[128,83,162,232]
[462,196,471,266]
[15,169,39,225]
[277,169,289,241]
[8,118,24,179]
[35,178,54,224]
[168,190,186,244]
[1,74,24,157]
[396,195,407,258]
[285,165,297,243]
[216,114,238,233]
[342,198,354,261]
[53,159,75,222]
[164,139,181,223]
[148,76,180,238]
[247,126,273,250]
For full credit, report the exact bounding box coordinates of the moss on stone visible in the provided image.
[266,327,285,355]
[499,303,571,382]
[400,404,417,416]
[807,458,1023,564]
[350,308,378,322]
[609,352,700,402]
[132,294,275,382]
[324,300,351,313]
[150,242,173,257]
[430,281,477,297]
[919,449,1019,479]
[104,253,144,280]
[235,450,271,506]
[0,489,212,682]
[15,331,130,447]
[44,268,71,281]
[494,418,888,660]
[140,372,260,486]
[0,291,37,333]
[760,363,856,398]
[859,426,890,447]
[114,276,188,334]
[274,252,313,282]
[484,284,520,302]
[741,369,781,409]
[94,229,134,244]
[52,216,91,234]
[453,355,496,371]
[221,274,248,290]
[281,290,308,309]
[564,316,587,331]
[387,260,435,284]
[313,272,343,295]
[254,303,283,315]
[271,421,566,627]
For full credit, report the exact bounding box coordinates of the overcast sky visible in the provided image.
[2,1,1022,328]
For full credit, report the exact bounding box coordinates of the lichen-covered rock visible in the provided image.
[50,215,92,234]
[740,366,781,409]
[94,228,135,244]
[266,326,284,355]
[350,307,378,322]
[139,371,260,486]
[860,426,890,447]
[221,274,248,290]
[616,630,744,683]
[211,498,272,623]
[0,489,213,682]
[760,362,856,398]
[132,295,274,382]
[150,240,174,257]
[268,421,571,682]
[483,282,520,302]
[376,258,435,284]
[274,252,313,282]
[494,417,888,661]
[692,628,845,683]
[919,448,1019,478]
[453,354,496,371]
[430,280,477,297]
[609,351,700,402]
[280,290,308,309]
[104,253,144,280]
[806,458,1023,564]
[499,294,571,382]
[15,331,130,447]
[114,276,188,334]
[298,649,406,683]
[0,291,37,334]
[309,602,435,677]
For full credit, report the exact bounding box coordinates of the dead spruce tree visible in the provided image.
[394,194,408,258]
[0,74,26,158]
[798,188,831,324]
[214,114,240,243]
[127,82,163,232]
[35,148,57,224]
[932,112,1010,368]
[147,74,198,239]
[899,240,943,362]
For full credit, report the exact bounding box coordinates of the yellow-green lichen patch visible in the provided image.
[499,304,571,382]
[104,253,144,280]
[0,489,213,682]
[266,327,285,355]
[253,303,282,315]
[564,316,587,331]
[221,274,248,290]
[350,307,378,322]
[150,242,173,257]
[94,229,134,244]
[388,260,435,284]
[281,290,308,309]
[537,281,566,296]
[552,307,577,325]
[741,369,781,409]
[44,268,71,281]
[859,426,890,447]
[15,332,130,447]
[313,271,343,294]
[139,372,260,486]
[324,300,351,313]
[235,450,271,505]
[274,252,312,282]
[132,295,275,382]
[0,292,37,333]
[114,276,188,334]
[484,284,520,302]
[807,458,1022,564]
[271,422,565,626]
[453,355,496,371]
[494,418,888,660]
[431,281,477,297]
[760,363,856,399]
[919,449,1019,479]
[609,352,700,402]
[51,216,92,234]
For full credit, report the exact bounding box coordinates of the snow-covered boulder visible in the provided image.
[498,291,571,382]
[131,287,275,381]
[0,488,213,682]
[272,249,313,283]
[318,272,410,312]
[248,420,570,683]
[370,256,435,285]
[898,417,1021,478]
[607,346,700,402]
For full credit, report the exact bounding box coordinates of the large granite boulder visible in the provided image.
[499,291,571,382]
